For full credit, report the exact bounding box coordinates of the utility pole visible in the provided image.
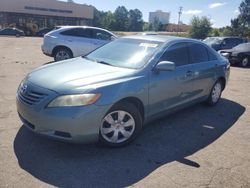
[177,6,183,35]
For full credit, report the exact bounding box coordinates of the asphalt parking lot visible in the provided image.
[0,37,250,188]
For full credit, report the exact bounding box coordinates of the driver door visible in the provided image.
[148,42,194,117]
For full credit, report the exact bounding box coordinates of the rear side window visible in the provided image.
[160,42,189,66]
[61,28,93,38]
[188,43,209,64]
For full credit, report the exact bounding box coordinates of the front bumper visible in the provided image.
[16,82,111,143]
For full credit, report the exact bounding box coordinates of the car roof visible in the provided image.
[122,35,202,44]
[207,36,243,40]
[53,25,116,37]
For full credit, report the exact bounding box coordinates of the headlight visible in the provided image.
[47,93,101,107]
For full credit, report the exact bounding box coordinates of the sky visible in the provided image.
[61,0,242,28]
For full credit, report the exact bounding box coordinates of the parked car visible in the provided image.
[140,32,158,35]
[36,28,53,37]
[219,43,250,67]
[42,26,117,61]
[0,28,24,37]
[204,37,246,51]
[17,35,230,147]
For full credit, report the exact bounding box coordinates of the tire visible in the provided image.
[99,102,142,147]
[54,48,73,62]
[240,57,249,67]
[206,80,223,106]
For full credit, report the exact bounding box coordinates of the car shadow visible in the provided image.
[14,98,245,187]
[43,61,55,65]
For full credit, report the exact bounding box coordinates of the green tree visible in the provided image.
[230,0,250,37]
[211,28,221,36]
[113,6,129,31]
[189,16,212,39]
[128,9,143,31]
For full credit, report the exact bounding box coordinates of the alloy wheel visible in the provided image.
[100,110,136,144]
[211,82,222,103]
[55,50,71,61]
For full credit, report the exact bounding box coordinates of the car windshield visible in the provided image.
[233,43,250,51]
[204,37,222,44]
[85,38,163,69]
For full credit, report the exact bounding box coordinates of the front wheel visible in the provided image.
[241,57,249,67]
[206,80,223,106]
[54,48,73,62]
[99,102,142,147]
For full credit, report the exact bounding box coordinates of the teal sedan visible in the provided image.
[16,35,230,147]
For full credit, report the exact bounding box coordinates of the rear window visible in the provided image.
[188,43,209,63]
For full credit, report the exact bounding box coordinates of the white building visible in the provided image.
[149,10,170,25]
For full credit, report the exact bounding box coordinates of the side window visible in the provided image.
[2,29,11,34]
[82,28,93,38]
[93,29,112,41]
[223,38,234,47]
[188,43,209,63]
[60,28,82,36]
[61,28,93,38]
[160,42,189,66]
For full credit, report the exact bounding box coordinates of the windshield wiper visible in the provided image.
[97,61,112,66]
[82,56,96,62]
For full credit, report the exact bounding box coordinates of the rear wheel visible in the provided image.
[99,102,142,147]
[54,48,73,62]
[206,80,222,106]
[241,57,249,67]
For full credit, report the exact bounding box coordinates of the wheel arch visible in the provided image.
[52,45,73,57]
[112,97,145,122]
[217,76,226,90]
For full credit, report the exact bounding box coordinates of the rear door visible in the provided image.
[148,42,195,116]
[187,42,217,99]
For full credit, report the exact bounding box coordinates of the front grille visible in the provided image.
[18,90,48,105]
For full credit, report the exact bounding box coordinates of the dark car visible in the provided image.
[219,43,250,67]
[0,28,24,37]
[204,37,246,51]
[36,28,53,37]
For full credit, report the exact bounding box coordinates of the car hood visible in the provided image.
[219,49,234,53]
[26,57,136,94]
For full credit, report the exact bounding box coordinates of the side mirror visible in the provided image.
[110,36,116,41]
[155,61,176,72]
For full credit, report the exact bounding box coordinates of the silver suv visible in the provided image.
[42,26,117,61]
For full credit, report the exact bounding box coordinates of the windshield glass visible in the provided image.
[233,43,250,51]
[204,37,222,44]
[86,38,163,69]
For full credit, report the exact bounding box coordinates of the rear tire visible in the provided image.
[206,80,223,106]
[241,57,249,67]
[54,48,73,62]
[99,102,142,147]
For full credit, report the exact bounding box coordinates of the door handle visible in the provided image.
[186,71,193,77]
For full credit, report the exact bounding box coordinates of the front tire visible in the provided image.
[54,48,73,62]
[206,80,223,106]
[99,102,142,147]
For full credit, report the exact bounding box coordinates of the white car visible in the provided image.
[42,26,117,61]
